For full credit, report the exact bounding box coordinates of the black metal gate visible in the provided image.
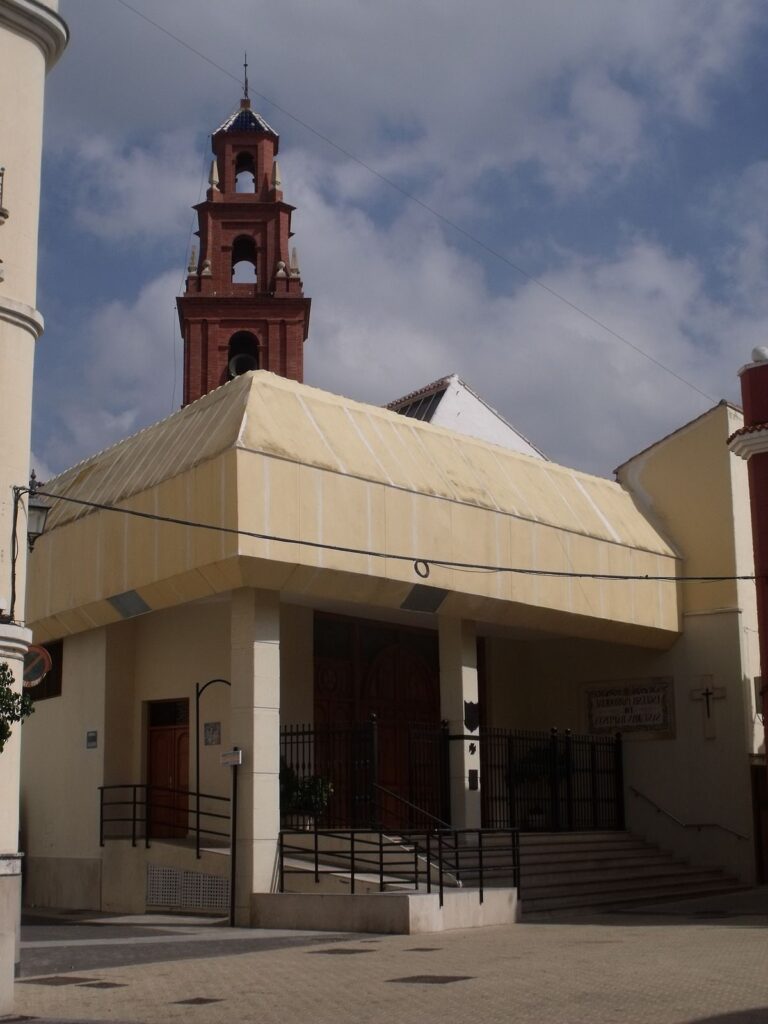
[280,722,377,828]
[481,727,624,831]
[280,720,449,829]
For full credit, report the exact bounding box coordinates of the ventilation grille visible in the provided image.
[146,863,230,912]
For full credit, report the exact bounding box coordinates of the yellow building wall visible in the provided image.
[21,629,106,909]
[616,403,740,614]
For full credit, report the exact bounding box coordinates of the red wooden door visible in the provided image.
[361,644,439,827]
[147,702,189,839]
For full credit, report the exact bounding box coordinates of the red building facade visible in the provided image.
[730,351,768,732]
[177,97,311,405]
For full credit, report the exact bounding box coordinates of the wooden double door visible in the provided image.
[314,614,441,825]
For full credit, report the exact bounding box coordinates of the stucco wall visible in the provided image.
[21,629,106,907]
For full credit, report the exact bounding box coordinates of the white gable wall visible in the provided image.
[428,377,545,458]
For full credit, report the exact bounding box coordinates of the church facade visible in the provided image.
[18,95,764,925]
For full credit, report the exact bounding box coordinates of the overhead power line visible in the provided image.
[112,0,717,407]
[37,489,755,585]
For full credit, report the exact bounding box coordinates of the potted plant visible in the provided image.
[280,758,333,827]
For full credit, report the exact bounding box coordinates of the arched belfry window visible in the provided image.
[232,234,257,283]
[235,151,256,193]
[228,331,259,378]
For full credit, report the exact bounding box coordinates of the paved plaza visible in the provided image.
[9,890,768,1024]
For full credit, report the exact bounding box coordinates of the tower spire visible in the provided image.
[243,52,249,102]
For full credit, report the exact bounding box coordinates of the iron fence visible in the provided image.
[481,727,624,831]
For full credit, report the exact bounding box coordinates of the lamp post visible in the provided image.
[194,677,231,858]
[2,474,50,625]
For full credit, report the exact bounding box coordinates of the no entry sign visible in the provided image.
[23,645,52,688]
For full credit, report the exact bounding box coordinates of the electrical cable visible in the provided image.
[111,0,717,406]
[36,488,757,584]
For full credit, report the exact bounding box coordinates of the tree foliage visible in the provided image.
[0,660,34,753]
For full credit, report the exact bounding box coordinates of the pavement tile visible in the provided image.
[12,893,768,1024]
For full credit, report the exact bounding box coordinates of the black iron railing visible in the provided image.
[482,727,624,831]
[278,826,520,907]
[99,784,230,850]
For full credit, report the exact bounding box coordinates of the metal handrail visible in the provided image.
[279,826,520,907]
[629,786,749,840]
[99,783,231,849]
[372,783,451,830]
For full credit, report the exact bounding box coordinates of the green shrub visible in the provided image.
[0,661,34,753]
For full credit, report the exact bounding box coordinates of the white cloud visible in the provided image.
[71,133,204,244]
[41,270,181,471]
[49,0,763,199]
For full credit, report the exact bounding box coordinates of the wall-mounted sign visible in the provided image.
[204,721,221,746]
[585,677,674,736]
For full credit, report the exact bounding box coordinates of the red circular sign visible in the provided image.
[23,645,52,687]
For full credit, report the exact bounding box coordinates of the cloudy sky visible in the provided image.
[32,0,768,479]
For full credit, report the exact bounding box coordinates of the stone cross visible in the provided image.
[690,679,726,739]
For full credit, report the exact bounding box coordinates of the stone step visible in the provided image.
[521,868,728,899]
[520,864,724,897]
[522,879,748,913]
[517,862,701,887]
[518,831,636,846]
[519,838,647,854]
[519,850,671,867]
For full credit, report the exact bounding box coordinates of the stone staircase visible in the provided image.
[279,829,746,915]
[518,831,746,913]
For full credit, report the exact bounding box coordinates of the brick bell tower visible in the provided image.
[177,84,311,405]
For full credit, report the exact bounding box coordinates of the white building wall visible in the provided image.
[429,378,545,459]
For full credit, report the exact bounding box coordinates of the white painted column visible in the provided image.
[0,624,31,1009]
[230,588,280,926]
[0,4,68,1012]
[438,618,481,829]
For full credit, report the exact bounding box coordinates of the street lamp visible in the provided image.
[1,473,51,624]
[24,474,50,552]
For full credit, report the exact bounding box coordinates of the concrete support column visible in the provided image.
[0,623,31,1010]
[438,618,481,830]
[230,588,280,925]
